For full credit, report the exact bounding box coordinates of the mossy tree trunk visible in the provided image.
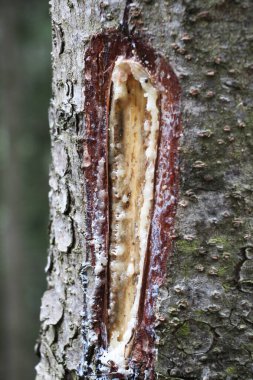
[36,0,253,379]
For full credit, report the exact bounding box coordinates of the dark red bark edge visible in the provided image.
[83,29,181,379]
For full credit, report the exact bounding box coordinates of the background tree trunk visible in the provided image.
[0,1,50,379]
[1,3,26,378]
[37,0,253,379]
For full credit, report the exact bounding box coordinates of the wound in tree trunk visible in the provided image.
[84,30,181,378]
[107,59,159,367]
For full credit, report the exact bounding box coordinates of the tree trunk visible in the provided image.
[1,2,26,378]
[36,0,253,379]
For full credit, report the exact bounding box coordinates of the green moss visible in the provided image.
[177,322,190,337]
[194,309,205,317]
[225,366,236,375]
[176,240,199,254]
[217,266,229,277]
[222,282,232,292]
[207,235,232,250]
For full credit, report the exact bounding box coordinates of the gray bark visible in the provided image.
[37,0,253,379]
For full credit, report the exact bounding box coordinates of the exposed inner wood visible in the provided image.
[104,58,159,367]
[109,74,146,340]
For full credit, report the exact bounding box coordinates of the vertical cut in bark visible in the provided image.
[84,31,181,377]
[105,59,159,367]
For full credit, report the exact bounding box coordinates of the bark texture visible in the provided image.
[37,0,253,379]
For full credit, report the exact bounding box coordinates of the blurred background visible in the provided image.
[0,0,51,379]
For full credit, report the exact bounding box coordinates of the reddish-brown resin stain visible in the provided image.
[84,29,181,378]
